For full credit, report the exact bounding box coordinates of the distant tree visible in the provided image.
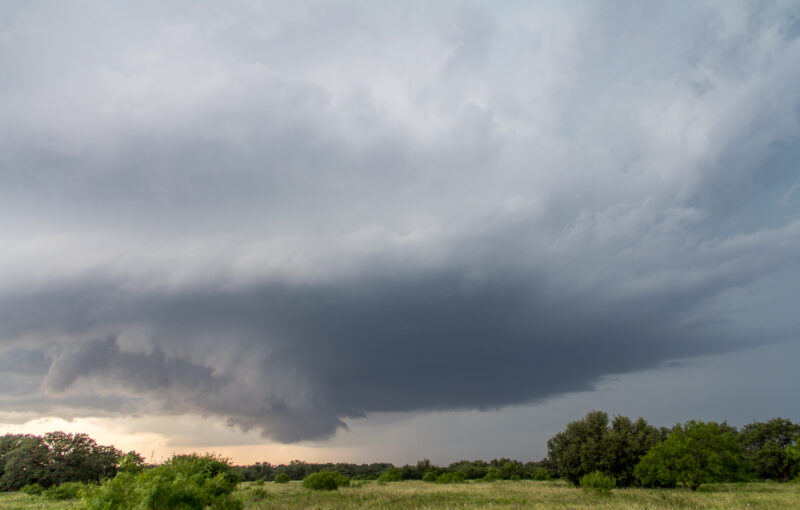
[602,415,665,486]
[547,411,661,486]
[635,420,745,490]
[377,467,403,482]
[44,431,121,484]
[740,418,800,482]
[547,411,609,485]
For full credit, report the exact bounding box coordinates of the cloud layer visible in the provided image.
[1,1,799,442]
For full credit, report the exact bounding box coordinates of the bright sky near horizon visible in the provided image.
[1,1,799,465]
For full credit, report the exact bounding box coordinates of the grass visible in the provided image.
[2,480,798,509]
[234,479,800,510]
[0,491,78,510]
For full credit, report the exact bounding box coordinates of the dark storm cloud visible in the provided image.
[1,1,800,441]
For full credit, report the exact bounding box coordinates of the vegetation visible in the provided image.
[580,471,615,495]
[79,453,241,509]
[7,478,798,509]
[0,432,129,491]
[2,412,799,508]
[546,411,663,486]
[741,418,800,482]
[634,420,745,490]
[301,471,350,491]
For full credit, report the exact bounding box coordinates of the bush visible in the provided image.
[377,467,403,482]
[580,471,615,495]
[422,470,438,482]
[435,471,467,484]
[42,481,88,500]
[20,483,43,496]
[79,453,242,510]
[510,474,521,481]
[274,473,290,484]
[302,471,349,491]
[483,467,502,482]
[528,467,551,481]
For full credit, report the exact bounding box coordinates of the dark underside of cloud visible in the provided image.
[1,1,800,442]
[0,260,776,441]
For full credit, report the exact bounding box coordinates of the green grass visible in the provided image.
[3,480,799,509]
[0,491,78,509]
[234,480,800,510]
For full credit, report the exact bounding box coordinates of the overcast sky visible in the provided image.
[1,0,799,464]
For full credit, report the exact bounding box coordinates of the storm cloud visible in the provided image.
[1,1,799,442]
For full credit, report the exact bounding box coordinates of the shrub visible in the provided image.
[483,467,502,482]
[302,471,349,491]
[580,471,615,495]
[274,473,290,484]
[435,472,453,484]
[20,483,44,496]
[422,470,438,482]
[377,467,403,482]
[528,467,551,481]
[435,471,467,484]
[510,474,521,481]
[79,453,242,510]
[42,481,88,500]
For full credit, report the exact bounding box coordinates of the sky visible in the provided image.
[1,0,799,465]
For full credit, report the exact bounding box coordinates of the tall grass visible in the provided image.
[3,479,798,510]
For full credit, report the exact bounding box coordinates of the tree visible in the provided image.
[44,431,121,484]
[635,420,745,490]
[547,411,609,486]
[740,418,800,482]
[603,416,665,486]
[0,435,51,490]
[546,411,663,486]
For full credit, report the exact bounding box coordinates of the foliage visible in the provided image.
[580,471,615,495]
[483,467,501,481]
[0,432,126,491]
[20,483,44,495]
[117,452,146,475]
[79,453,241,510]
[422,470,438,482]
[302,471,350,491]
[274,473,290,483]
[42,481,88,500]
[527,467,551,480]
[547,411,663,486]
[378,467,403,482]
[740,418,800,482]
[635,421,746,490]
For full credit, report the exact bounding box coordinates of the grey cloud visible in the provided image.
[1,1,799,442]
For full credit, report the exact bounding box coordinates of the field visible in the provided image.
[2,480,799,510]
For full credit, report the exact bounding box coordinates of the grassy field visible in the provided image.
[2,480,799,510]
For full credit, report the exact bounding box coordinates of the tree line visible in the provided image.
[2,412,798,492]
[236,412,800,491]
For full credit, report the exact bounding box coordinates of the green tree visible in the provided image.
[547,411,609,486]
[0,434,52,490]
[635,420,745,490]
[547,411,662,486]
[603,416,664,486]
[740,418,800,482]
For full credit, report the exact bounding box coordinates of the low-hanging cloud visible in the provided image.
[1,1,799,442]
